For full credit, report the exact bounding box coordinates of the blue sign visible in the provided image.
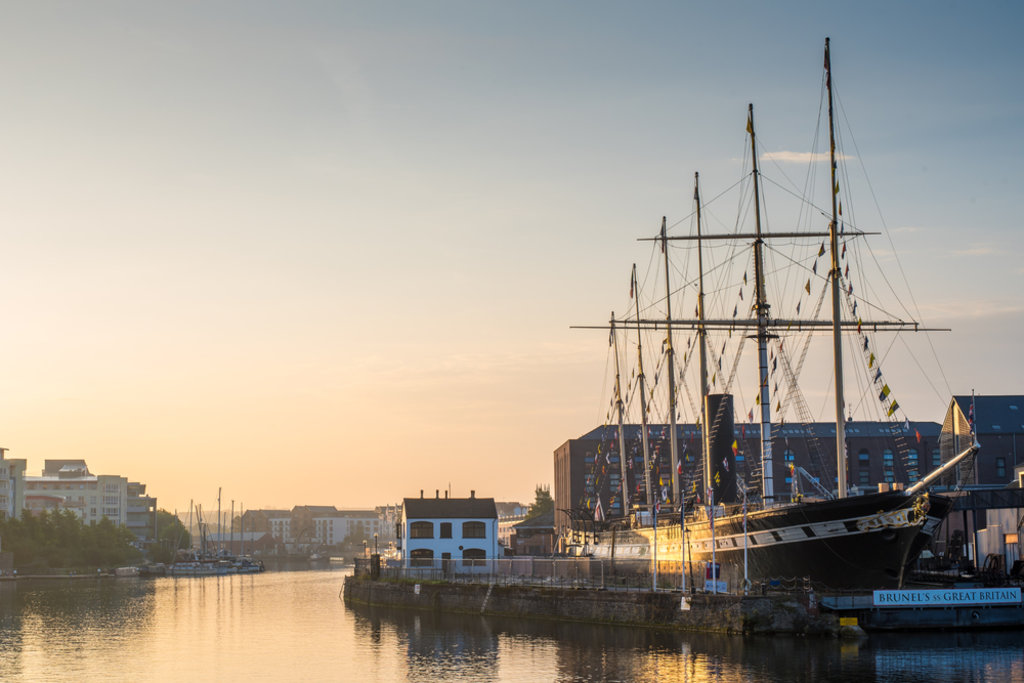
[872,588,1021,607]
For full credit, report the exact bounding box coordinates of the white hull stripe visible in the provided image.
[594,509,939,558]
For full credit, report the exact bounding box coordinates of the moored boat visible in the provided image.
[574,38,977,591]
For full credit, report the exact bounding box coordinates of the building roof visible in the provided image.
[330,509,379,519]
[951,395,1024,434]
[514,509,554,530]
[403,496,497,519]
[293,505,339,514]
[246,509,291,517]
[42,459,91,476]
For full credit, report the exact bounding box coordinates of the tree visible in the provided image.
[0,510,142,571]
[527,485,553,520]
[152,510,192,564]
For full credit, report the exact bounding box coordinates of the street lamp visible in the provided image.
[362,540,367,558]
[373,533,378,555]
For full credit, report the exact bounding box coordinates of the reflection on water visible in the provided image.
[0,571,1020,682]
[350,602,1024,683]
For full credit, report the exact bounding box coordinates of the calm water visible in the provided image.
[0,568,1020,682]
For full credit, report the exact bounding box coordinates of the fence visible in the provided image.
[351,556,806,594]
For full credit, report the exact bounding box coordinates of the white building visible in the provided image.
[401,490,498,571]
[0,449,27,520]
[23,460,128,526]
[312,509,382,547]
[267,512,292,544]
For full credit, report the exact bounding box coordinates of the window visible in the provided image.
[907,449,919,482]
[932,449,941,469]
[410,521,433,539]
[462,548,486,567]
[462,521,486,539]
[858,470,870,486]
[996,457,1006,478]
[440,522,452,539]
[410,549,434,567]
[784,450,795,462]
[882,449,894,482]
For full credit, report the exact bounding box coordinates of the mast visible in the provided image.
[694,173,711,501]
[825,37,848,498]
[632,264,654,522]
[610,313,630,514]
[217,487,222,555]
[632,263,657,590]
[660,217,681,506]
[748,104,774,504]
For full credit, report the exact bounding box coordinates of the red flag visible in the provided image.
[915,429,922,443]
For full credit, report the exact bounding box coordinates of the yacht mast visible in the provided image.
[748,104,774,504]
[825,37,849,498]
[660,217,681,506]
[694,173,711,501]
[632,264,655,524]
[610,313,630,514]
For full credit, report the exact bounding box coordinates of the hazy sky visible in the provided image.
[0,2,1021,513]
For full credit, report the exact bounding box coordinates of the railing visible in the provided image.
[351,556,802,594]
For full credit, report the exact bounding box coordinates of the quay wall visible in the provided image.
[343,576,838,636]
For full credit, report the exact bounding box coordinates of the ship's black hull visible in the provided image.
[592,491,950,590]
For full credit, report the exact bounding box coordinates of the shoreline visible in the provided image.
[342,575,842,636]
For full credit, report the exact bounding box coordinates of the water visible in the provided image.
[0,568,1020,682]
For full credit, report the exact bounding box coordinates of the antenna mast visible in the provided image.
[825,37,849,498]
[748,104,775,504]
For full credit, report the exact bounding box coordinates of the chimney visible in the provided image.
[444,491,449,499]
[420,490,424,498]
[470,490,475,499]
[435,489,439,499]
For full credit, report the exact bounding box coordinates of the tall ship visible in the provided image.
[573,39,977,591]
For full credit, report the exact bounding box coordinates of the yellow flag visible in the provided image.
[746,115,753,134]
[887,400,900,417]
[805,279,811,294]
[869,353,876,368]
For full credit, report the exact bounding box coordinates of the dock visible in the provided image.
[820,587,1024,630]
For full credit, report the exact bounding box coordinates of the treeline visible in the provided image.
[0,509,142,571]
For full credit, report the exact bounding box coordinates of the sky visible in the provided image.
[0,2,1021,514]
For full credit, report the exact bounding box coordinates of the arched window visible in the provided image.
[462,521,486,539]
[410,548,434,567]
[462,548,486,567]
[410,521,433,539]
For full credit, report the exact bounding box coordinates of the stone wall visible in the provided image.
[343,576,838,636]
